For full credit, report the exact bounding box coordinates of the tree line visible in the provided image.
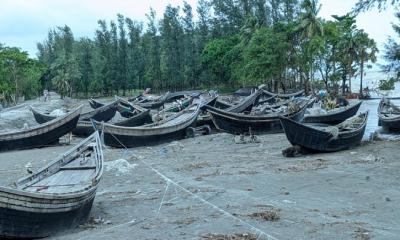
[1,0,399,103]
[0,45,44,105]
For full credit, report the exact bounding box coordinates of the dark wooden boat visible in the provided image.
[0,132,103,238]
[131,92,170,109]
[116,98,151,120]
[31,100,118,123]
[80,100,118,122]
[197,94,219,126]
[164,97,192,113]
[378,98,400,130]
[89,98,105,109]
[73,104,152,137]
[233,86,257,96]
[29,106,59,124]
[280,112,368,152]
[214,99,234,110]
[206,99,310,134]
[127,88,151,102]
[165,90,204,102]
[303,101,362,124]
[261,89,304,99]
[0,106,82,151]
[224,89,262,113]
[99,104,201,148]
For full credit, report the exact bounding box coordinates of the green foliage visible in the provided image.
[33,0,378,97]
[354,0,399,13]
[242,28,288,86]
[202,35,240,86]
[379,78,396,90]
[0,45,44,104]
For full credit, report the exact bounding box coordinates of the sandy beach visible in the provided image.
[0,95,398,239]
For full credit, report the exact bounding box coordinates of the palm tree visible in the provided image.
[296,0,324,93]
[354,30,378,96]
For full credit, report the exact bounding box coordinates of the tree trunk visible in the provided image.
[342,73,346,95]
[359,53,364,96]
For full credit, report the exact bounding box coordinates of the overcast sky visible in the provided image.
[0,0,397,62]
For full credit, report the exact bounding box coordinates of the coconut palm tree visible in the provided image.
[296,0,324,92]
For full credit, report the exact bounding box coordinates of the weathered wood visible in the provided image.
[0,132,103,238]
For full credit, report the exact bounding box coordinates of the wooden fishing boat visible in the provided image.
[0,132,103,238]
[164,97,192,113]
[31,100,118,123]
[224,89,262,113]
[206,98,310,134]
[29,106,59,124]
[0,106,82,151]
[233,86,258,96]
[73,104,152,137]
[261,89,304,99]
[378,98,400,130]
[303,101,362,124]
[89,98,105,109]
[130,92,170,109]
[80,100,118,122]
[280,112,368,152]
[99,104,201,148]
[165,90,204,102]
[127,88,151,102]
[214,99,234,110]
[197,94,219,126]
[116,97,151,120]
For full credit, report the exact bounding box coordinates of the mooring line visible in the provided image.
[103,132,279,240]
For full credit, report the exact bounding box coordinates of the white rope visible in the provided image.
[105,131,278,240]
[157,182,170,215]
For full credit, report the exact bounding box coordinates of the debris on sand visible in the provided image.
[354,227,372,240]
[202,233,259,240]
[104,159,137,175]
[79,217,112,229]
[248,208,281,221]
[234,134,260,144]
[282,145,308,157]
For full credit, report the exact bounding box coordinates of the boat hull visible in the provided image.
[280,114,367,152]
[103,125,193,148]
[31,110,56,124]
[81,105,116,122]
[303,102,362,124]
[0,197,94,239]
[0,115,79,151]
[72,121,95,137]
[207,103,307,134]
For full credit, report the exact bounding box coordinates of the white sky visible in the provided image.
[0,0,397,62]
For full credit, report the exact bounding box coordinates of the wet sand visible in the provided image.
[0,96,399,239]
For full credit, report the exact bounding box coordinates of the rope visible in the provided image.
[105,131,278,240]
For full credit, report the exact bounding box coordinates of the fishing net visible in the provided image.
[326,126,339,139]
[325,114,364,140]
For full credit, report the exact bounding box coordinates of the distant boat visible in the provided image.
[214,89,262,114]
[80,100,119,122]
[88,98,105,109]
[1,106,82,151]
[73,104,152,137]
[99,103,201,148]
[261,89,304,99]
[0,132,103,238]
[206,98,311,134]
[31,100,118,123]
[303,101,362,124]
[29,106,59,124]
[378,98,400,130]
[280,112,368,152]
[130,92,170,109]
